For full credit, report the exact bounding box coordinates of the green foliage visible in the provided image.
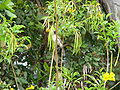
[46,0,82,54]
[84,87,107,90]
[61,67,82,89]
[39,86,56,90]
[0,0,14,11]
[0,14,29,63]
[0,0,120,89]
[84,69,104,87]
[0,81,9,90]
[48,25,56,50]
[78,68,108,90]
[0,0,16,18]
[0,81,15,90]
[0,0,30,89]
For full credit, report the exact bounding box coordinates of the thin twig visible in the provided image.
[48,49,55,87]
[61,38,64,72]
[109,81,120,90]
[54,0,59,89]
[35,0,42,8]
[110,51,113,72]
[114,48,120,67]
[106,46,109,72]
[104,81,107,88]
[11,62,19,89]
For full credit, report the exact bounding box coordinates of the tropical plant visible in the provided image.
[0,0,30,89]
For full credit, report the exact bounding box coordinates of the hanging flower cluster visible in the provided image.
[103,72,115,81]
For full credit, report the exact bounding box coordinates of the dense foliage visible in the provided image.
[0,0,120,90]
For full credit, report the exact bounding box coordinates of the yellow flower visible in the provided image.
[26,85,35,90]
[89,15,92,18]
[72,9,76,12]
[68,8,76,13]
[103,72,115,81]
[96,3,100,6]
[46,28,51,32]
[10,88,14,90]
[109,72,115,81]
[110,72,115,77]
[103,72,109,81]
[98,12,103,17]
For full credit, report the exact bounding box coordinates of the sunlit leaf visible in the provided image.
[5,10,17,18]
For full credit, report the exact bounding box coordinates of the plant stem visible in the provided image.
[48,49,55,88]
[55,48,59,89]
[110,51,113,72]
[109,81,120,90]
[105,45,109,88]
[54,0,59,89]
[106,46,109,72]
[104,81,107,88]
[11,62,19,90]
[114,48,120,66]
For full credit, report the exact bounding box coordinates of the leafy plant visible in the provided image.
[61,67,82,89]
[0,0,31,89]
[83,68,107,90]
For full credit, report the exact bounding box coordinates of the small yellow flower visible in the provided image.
[72,9,76,12]
[109,72,115,81]
[110,72,115,76]
[103,72,109,81]
[96,3,100,6]
[103,72,115,81]
[68,8,72,12]
[46,28,51,32]
[26,85,35,90]
[89,15,92,18]
[98,12,103,17]
[10,88,14,90]
[68,8,76,13]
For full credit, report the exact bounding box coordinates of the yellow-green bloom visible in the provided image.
[103,72,109,81]
[96,3,100,6]
[68,8,76,13]
[103,72,115,81]
[10,88,14,90]
[46,28,51,32]
[98,12,103,17]
[109,72,115,81]
[26,85,35,90]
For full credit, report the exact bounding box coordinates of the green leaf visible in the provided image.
[84,74,99,85]
[5,10,17,18]
[0,59,3,63]
[84,80,96,87]
[3,0,11,5]
[73,72,79,77]
[106,13,112,19]
[43,62,50,72]
[18,77,28,84]
[16,69,21,75]
[17,0,23,4]
[0,3,7,10]
[24,72,27,79]
[78,88,82,90]
[11,25,25,33]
